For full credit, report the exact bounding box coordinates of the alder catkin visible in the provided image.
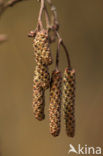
[63,67,76,137]
[49,70,62,137]
[33,30,52,65]
[33,63,50,90]
[32,85,45,121]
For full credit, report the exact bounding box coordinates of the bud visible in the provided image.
[63,67,76,137]
[33,30,52,65]
[49,70,62,136]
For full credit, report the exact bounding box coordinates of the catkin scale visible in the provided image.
[33,30,52,65]
[63,67,76,137]
[49,70,62,137]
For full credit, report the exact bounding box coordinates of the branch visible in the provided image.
[0,0,27,16]
[0,0,27,44]
[5,0,25,7]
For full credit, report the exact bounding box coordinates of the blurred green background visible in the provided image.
[0,0,103,156]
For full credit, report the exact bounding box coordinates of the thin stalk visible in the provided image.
[38,0,45,30]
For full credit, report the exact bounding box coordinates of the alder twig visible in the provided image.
[0,0,27,16]
[46,0,59,30]
[44,4,51,29]
[56,31,71,68]
[56,39,61,70]
[37,0,44,30]
[0,0,27,43]
[46,0,71,68]
[28,0,45,37]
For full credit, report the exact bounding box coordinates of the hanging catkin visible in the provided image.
[63,67,76,137]
[49,70,62,137]
[32,83,45,121]
[33,29,52,65]
[32,63,50,120]
[33,63,50,90]
[28,0,77,138]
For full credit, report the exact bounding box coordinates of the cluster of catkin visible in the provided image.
[32,29,76,137]
[32,29,51,121]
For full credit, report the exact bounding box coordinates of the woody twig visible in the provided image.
[46,0,71,68]
[0,0,27,43]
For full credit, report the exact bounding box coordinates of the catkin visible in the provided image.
[63,67,76,137]
[33,63,50,90]
[32,63,50,120]
[49,70,62,137]
[32,84,45,121]
[33,30,52,65]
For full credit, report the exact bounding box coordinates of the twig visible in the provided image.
[56,31,71,68]
[37,0,44,30]
[44,4,51,29]
[4,0,25,7]
[43,4,56,43]
[0,0,27,16]
[0,0,27,44]
[28,0,45,37]
[46,0,71,68]
[46,0,59,30]
[56,39,61,70]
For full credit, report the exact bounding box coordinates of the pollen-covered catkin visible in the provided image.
[33,63,50,90]
[49,70,62,137]
[33,30,52,65]
[63,67,76,137]
[32,85,45,121]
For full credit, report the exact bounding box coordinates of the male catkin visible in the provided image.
[33,63,50,90]
[33,30,52,65]
[49,70,62,137]
[32,84,45,121]
[63,67,76,137]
